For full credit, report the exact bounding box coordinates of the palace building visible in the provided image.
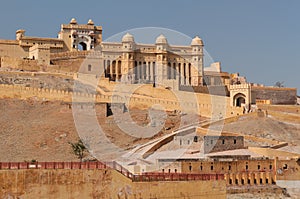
[0,18,297,108]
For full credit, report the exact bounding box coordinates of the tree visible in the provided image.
[69,139,87,162]
[274,81,284,88]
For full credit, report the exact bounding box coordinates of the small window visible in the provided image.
[175,169,177,173]
[246,165,248,170]
[258,165,261,170]
[211,166,213,170]
[194,136,198,142]
[189,165,192,171]
[200,166,203,171]
[283,164,288,169]
[228,165,231,170]
[162,169,164,172]
[88,64,92,71]
[168,169,171,173]
[234,139,237,144]
[269,165,272,170]
[211,140,213,144]
[222,139,225,144]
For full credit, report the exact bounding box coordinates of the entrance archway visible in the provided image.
[78,42,87,51]
[233,93,246,107]
[236,97,246,107]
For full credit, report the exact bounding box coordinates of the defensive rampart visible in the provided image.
[0,161,226,199]
[0,84,243,118]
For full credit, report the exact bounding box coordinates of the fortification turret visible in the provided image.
[16,29,25,41]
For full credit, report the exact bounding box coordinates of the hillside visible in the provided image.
[0,98,200,162]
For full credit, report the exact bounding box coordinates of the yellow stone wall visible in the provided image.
[0,169,226,199]
[0,83,243,118]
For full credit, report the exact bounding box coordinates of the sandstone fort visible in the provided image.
[0,19,299,199]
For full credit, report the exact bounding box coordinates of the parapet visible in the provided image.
[229,83,251,90]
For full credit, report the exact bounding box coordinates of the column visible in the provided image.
[109,60,113,78]
[180,63,184,85]
[173,63,176,79]
[116,61,119,81]
[147,62,151,81]
[145,62,148,80]
[149,62,153,82]
[176,63,180,81]
[183,63,187,85]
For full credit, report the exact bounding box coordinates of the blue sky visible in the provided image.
[0,0,299,93]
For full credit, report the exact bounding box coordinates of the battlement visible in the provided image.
[229,83,251,90]
[50,50,101,60]
[0,39,19,45]
[61,24,102,31]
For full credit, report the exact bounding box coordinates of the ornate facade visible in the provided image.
[0,18,297,108]
[100,33,204,87]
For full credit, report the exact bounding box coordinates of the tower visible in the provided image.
[155,34,169,85]
[121,33,136,83]
[16,29,25,41]
[190,36,204,86]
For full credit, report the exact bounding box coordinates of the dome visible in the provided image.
[70,18,78,25]
[87,19,94,25]
[191,36,203,46]
[155,34,168,44]
[122,33,135,43]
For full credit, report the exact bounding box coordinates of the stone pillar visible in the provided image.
[150,62,153,82]
[224,173,230,185]
[109,60,113,77]
[249,172,254,185]
[176,63,180,82]
[137,62,140,82]
[173,63,177,80]
[261,172,266,185]
[146,62,149,81]
[180,63,184,85]
[116,61,119,81]
[186,64,190,85]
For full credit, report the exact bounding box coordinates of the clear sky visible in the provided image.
[0,0,299,94]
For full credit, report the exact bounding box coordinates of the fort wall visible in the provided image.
[0,57,40,71]
[0,168,226,199]
[251,86,297,105]
[276,158,300,181]
[203,135,244,154]
[0,84,243,118]
[0,40,27,58]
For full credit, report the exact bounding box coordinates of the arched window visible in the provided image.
[78,42,87,51]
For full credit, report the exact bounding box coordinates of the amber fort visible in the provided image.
[0,18,299,199]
